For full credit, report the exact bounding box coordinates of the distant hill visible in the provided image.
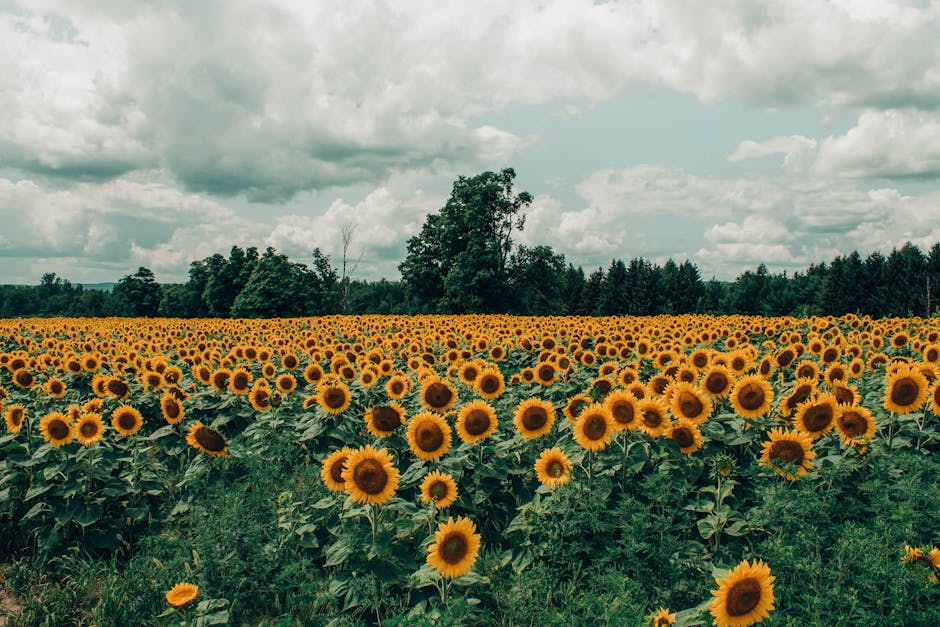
[81,283,116,292]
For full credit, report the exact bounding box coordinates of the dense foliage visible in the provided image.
[2,313,940,625]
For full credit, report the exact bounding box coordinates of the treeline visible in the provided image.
[2,168,939,319]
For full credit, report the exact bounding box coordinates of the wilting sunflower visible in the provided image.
[730,375,774,419]
[760,427,815,481]
[111,405,143,437]
[229,367,253,395]
[666,419,704,454]
[40,412,73,447]
[4,404,25,433]
[573,403,614,451]
[476,368,505,400]
[249,380,273,412]
[709,559,775,627]
[186,421,228,457]
[455,400,498,444]
[637,398,672,438]
[42,377,66,399]
[835,405,876,445]
[74,412,105,446]
[534,447,571,488]
[883,367,928,415]
[420,378,458,413]
[605,389,640,430]
[513,397,556,439]
[426,516,481,579]
[165,582,199,607]
[321,446,354,492]
[420,470,459,509]
[407,412,452,461]
[794,393,838,439]
[160,393,184,424]
[365,403,406,437]
[648,608,676,626]
[341,445,400,505]
[701,365,734,398]
[668,381,713,424]
[317,381,351,415]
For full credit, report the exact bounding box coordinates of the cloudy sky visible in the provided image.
[3,0,940,285]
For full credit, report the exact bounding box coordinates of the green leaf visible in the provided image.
[324,539,352,567]
[145,424,176,440]
[24,482,52,501]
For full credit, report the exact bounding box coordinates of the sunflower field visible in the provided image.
[2,314,940,626]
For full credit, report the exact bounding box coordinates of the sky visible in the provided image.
[3,0,940,285]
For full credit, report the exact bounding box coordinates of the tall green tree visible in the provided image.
[113,267,162,317]
[508,245,568,315]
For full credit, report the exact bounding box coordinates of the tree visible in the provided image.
[508,245,568,314]
[598,259,628,315]
[230,247,334,318]
[399,168,532,313]
[113,267,162,317]
[202,246,259,317]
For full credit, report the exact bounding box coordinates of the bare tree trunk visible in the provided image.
[339,222,362,314]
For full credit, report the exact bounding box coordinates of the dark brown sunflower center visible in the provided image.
[546,459,564,478]
[770,439,805,464]
[213,373,230,388]
[424,382,453,408]
[672,427,695,449]
[329,457,348,483]
[323,388,347,409]
[480,376,499,394]
[583,414,607,440]
[829,367,846,382]
[890,378,919,407]
[50,381,63,394]
[390,381,404,394]
[116,411,138,431]
[354,459,388,495]
[833,386,854,405]
[416,422,445,452]
[759,361,772,376]
[822,348,838,363]
[693,353,709,368]
[10,408,24,426]
[464,409,491,435]
[80,420,99,437]
[537,365,555,381]
[429,480,448,501]
[283,355,298,369]
[232,372,249,389]
[372,406,401,432]
[594,379,613,394]
[610,400,635,424]
[838,411,868,436]
[726,577,763,617]
[15,371,33,387]
[48,418,70,440]
[737,383,766,411]
[194,426,226,452]
[802,404,833,432]
[164,400,180,419]
[677,392,703,418]
[522,406,548,430]
[463,367,479,382]
[786,386,812,410]
[777,350,794,367]
[643,410,663,428]
[341,367,355,380]
[705,372,729,394]
[440,533,469,564]
[568,399,586,418]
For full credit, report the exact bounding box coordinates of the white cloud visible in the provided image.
[727,135,818,173]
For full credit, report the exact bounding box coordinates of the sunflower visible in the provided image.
[794,393,838,440]
[75,412,105,446]
[210,368,232,391]
[668,381,713,424]
[760,427,815,481]
[534,447,571,488]
[534,362,557,386]
[407,412,452,461]
[111,405,143,437]
[649,608,676,627]
[12,368,34,389]
[835,405,876,445]
[458,361,482,386]
[365,403,406,437]
[701,365,734,398]
[831,382,859,406]
[385,373,411,400]
[930,380,940,416]
[229,367,252,395]
[426,516,481,579]
[513,397,556,439]
[563,393,592,423]
[275,373,297,394]
[159,393,184,424]
[730,375,774,419]
[420,470,459,509]
[476,368,505,400]
[637,398,672,438]
[709,559,775,627]
[778,378,816,419]
[341,445,400,505]
[666,419,704,454]
[303,362,325,385]
[883,367,928,415]
[455,400,498,444]
[186,421,228,457]
[242,378,270,410]
[165,582,198,607]
[795,359,820,381]
[420,378,458,412]
[605,389,640,430]
[40,412,73,447]
[43,377,66,399]
[321,447,353,492]
[317,381,351,414]
[4,404,25,433]
[573,403,614,451]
